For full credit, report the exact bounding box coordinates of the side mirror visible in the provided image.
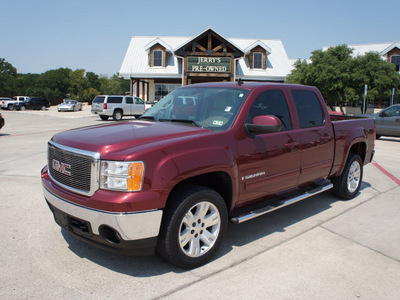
[245,115,282,135]
[379,111,386,117]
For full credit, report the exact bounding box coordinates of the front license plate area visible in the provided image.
[48,202,93,237]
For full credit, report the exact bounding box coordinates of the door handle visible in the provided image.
[320,136,330,143]
[285,142,299,150]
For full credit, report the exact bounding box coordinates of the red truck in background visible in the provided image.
[41,82,375,269]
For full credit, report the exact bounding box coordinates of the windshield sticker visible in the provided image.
[225,106,232,112]
[239,93,244,98]
[212,120,224,126]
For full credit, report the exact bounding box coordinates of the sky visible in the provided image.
[1,0,398,76]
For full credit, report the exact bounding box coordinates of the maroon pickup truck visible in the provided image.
[42,82,375,268]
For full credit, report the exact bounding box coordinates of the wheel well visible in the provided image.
[349,142,366,163]
[168,172,232,211]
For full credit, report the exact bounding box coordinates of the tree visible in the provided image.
[286,45,353,110]
[81,87,99,103]
[69,69,88,100]
[351,52,400,109]
[99,74,129,95]
[287,45,400,111]
[85,72,100,91]
[0,58,17,96]
[36,68,72,99]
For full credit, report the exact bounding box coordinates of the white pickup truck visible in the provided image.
[0,96,29,110]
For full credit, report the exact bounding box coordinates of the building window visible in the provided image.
[391,55,400,72]
[154,84,181,101]
[153,50,163,67]
[253,52,263,69]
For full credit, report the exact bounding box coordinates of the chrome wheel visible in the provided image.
[179,201,221,258]
[347,160,361,193]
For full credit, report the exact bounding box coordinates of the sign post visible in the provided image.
[391,88,395,106]
[363,84,368,114]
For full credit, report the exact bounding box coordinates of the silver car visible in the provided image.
[364,104,400,139]
[57,100,83,112]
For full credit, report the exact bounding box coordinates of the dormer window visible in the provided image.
[153,50,163,67]
[391,55,400,72]
[253,52,263,69]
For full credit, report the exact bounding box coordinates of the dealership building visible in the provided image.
[119,28,293,102]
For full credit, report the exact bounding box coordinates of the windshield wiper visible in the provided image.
[159,119,201,127]
[139,115,158,121]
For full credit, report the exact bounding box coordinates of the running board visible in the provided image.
[230,181,333,224]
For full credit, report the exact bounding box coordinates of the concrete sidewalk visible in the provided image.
[164,186,400,299]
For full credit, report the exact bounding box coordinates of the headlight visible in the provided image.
[100,161,144,191]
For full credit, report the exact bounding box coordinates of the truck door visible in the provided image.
[125,96,134,116]
[134,97,145,115]
[291,90,334,185]
[237,89,301,204]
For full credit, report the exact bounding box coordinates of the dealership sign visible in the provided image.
[187,57,231,73]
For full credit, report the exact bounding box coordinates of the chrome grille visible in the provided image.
[48,141,100,196]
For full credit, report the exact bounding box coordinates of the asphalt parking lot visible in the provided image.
[1,107,399,299]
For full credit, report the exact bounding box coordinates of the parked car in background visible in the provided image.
[0,97,13,110]
[1,96,30,110]
[0,112,4,130]
[57,99,82,112]
[362,104,400,139]
[14,97,50,111]
[91,95,145,121]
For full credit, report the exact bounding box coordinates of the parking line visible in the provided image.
[372,160,400,186]
[0,130,63,138]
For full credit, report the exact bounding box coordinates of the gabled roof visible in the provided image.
[244,40,272,55]
[144,38,174,53]
[323,42,395,58]
[119,28,293,81]
[174,27,244,57]
[381,42,400,56]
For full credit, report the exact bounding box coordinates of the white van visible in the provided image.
[91,95,145,121]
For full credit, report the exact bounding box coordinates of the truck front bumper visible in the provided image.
[43,187,163,255]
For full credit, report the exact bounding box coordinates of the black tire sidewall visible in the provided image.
[334,153,363,200]
[158,186,228,269]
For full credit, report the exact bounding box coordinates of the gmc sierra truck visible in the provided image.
[42,82,375,269]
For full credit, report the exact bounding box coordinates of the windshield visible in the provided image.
[63,100,77,104]
[142,87,250,131]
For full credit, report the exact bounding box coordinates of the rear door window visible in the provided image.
[292,90,325,128]
[107,96,123,104]
[126,97,133,104]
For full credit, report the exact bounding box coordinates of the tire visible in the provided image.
[332,153,363,200]
[112,110,123,121]
[20,106,26,111]
[157,185,228,269]
[99,115,109,121]
[40,105,46,111]
[8,105,14,111]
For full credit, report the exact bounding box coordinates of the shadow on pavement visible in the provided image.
[62,187,366,276]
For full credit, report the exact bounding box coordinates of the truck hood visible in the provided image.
[51,120,211,159]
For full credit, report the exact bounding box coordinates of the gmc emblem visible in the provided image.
[52,159,71,176]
